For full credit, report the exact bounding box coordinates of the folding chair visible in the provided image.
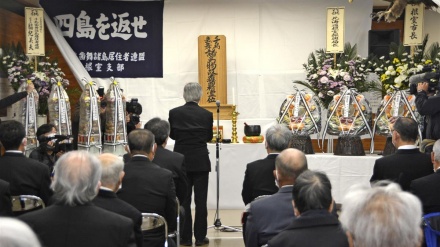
[423,212,440,247]
[141,213,169,247]
[167,197,180,247]
[11,195,45,216]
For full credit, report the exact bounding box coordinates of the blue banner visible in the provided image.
[40,0,164,78]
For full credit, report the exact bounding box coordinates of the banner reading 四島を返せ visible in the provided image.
[40,0,163,78]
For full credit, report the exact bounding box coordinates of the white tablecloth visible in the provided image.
[166,143,380,210]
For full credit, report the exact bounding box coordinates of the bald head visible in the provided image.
[275,148,308,186]
[98,153,124,191]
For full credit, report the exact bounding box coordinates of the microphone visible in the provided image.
[216,100,220,107]
[409,72,438,85]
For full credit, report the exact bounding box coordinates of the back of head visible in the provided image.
[51,151,102,206]
[0,120,26,150]
[144,117,170,146]
[393,117,418,143]
[36,123,56,138]
[265,124,293,152]
[98,153,124,188]
[292,170,332,214]
[275,148,308,183]
[183,82,202,103]
[340,183,422,247]
[128,129,155,154]
[0,217,41,247]
[432,139,440,162]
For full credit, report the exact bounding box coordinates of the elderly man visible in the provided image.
[411,139,440,214]
[118,129,177,247]
[245,148,308,247]
[370,117,433,191]
[0,120,52,205]
[19,151,135,247]
[92,153,143,247]
[169,82,213,246]
[340,182,423,247]
[242,124,293,205]
[268,170,349,247]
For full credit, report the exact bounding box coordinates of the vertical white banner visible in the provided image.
[404,3,424,46]
[326,7,345,53]
[25,7,45,56]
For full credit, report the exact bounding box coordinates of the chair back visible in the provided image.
[141,213,168,247]
[11,195,45,216]
[172,197,180,246]
[423,212,440,247]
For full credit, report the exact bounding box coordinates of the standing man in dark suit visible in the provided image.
[118,129,177,247]
[242,124,293,205]
[411,139,440,214]
[267,170,349,247]
[370,117,433,191]
[168,82,213,246]
[0,179,12,216]
[245,148,308,247]
[92,153,143,247]
[0,120,52,205]
[19,151,135,247]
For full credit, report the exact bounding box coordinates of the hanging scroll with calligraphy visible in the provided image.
[25,8,45,56]
[326,7,345,54]
[404,4,424,46]
[40,0,163,78]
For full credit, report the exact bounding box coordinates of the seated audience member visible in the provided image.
[411,139,440,214]
[19,151,135,247]
[340,182,423,247]
[118,129,177,247]
[242,124,293,205]
[144,117,189,204]
[370,117,433,191]
[267,170,349,247]
[29,124,60,173]
[245,148,308,247]
[0,179,12,216]
[0,83,34,109]
[0,120,52,205]
[0,217,41,247]
[92,153,143,247]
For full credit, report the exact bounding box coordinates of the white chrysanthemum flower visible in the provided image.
[391,71,396,76]
[327,90,335,96]
[385,71,391,76]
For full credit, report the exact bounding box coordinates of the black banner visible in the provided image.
[40,0,164,78]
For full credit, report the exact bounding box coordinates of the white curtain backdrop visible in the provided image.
[43,0,374,138]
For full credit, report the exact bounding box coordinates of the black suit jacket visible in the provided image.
[0,91,27,109]
[411,170,440,214]
[267,210,349,247]
[370,148,433,191]
[118,156,177,232]
[245,186,295,247]
[19,203,135,247]
[0,179,12,216]
[0,152,52,204]
[153,146,189,204]
[169,102,213,172]
[242,154,279,205]
[93,189,143,247]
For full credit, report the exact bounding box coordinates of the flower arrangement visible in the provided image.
[373,35,440,95]
[0,42,69,115]
[297,43,379,108]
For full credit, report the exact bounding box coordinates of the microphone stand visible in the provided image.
[208,102,241,232]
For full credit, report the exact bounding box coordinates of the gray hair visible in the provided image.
[275,148,308,181]
[292,170,332,214]
[433,139,440,162]
[266,124,293,152]
[98,153,124,187]
[0,217,41,247]
[183,82,202,103]
[51,151,102,206]
[340,182,423,247]
[144,117,170,146]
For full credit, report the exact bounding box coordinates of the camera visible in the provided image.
[409,65,440,94]
[38,134,73,153]
[126,98,143,126]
